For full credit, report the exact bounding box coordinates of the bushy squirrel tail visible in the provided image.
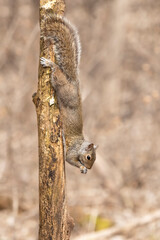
[41,13,81,81]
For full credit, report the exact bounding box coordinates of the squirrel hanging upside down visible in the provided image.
[40,14,98,174]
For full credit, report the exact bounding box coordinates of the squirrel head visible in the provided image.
[78,141,98,169]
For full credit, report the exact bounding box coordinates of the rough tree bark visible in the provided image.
[33,0,74,239]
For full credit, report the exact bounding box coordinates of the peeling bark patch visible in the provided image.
[50,133,55,143]
[50,129,59,143]
[56,115,60,126]
[49,145,57,163]
[49,170,55,182]
[52,154,57,163]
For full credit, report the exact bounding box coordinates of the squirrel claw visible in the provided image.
[80,166,87,174]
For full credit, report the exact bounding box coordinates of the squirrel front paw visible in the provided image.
[40,57,54,68]
[80,166,87,174]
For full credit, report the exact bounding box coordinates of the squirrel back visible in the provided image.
[41,14,81,82]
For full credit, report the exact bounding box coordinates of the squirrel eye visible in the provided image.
[87,155,91,160]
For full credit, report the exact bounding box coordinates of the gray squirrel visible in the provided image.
[40,14,97,174]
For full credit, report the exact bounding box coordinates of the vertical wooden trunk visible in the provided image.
[33,1,74,239]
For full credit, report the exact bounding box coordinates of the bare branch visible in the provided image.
[33,1,74,239]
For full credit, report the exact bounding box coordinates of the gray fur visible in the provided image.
[40,14,97,173]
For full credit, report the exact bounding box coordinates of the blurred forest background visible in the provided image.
[0,0,160,239]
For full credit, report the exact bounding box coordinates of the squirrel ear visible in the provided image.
[94,145,98,150]
[86,143,94,151]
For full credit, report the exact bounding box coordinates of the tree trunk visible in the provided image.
[33,0,74,239]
